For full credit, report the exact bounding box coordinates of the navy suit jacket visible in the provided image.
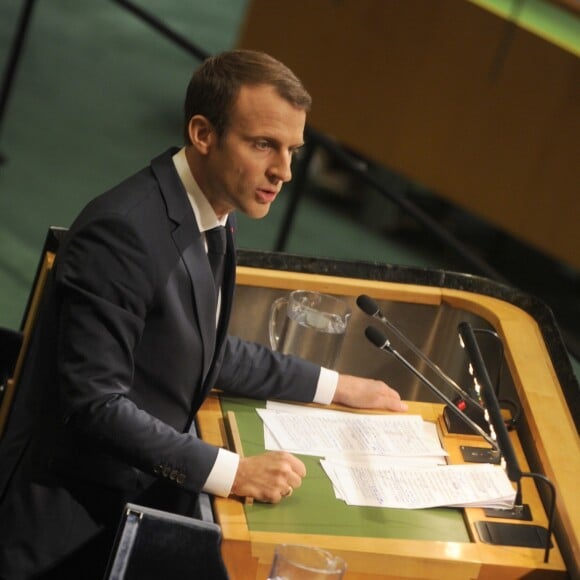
[0,149,324,578]
[0,148,321,498]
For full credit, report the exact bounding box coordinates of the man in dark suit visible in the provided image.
[0,50,406,579]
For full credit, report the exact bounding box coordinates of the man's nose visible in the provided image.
[268,151,293,183]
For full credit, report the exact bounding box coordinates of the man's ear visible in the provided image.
[187,115,215,155]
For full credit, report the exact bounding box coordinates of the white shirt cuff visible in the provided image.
[202,368,337,496]
[313,367,339,404]
[201,447,240,497]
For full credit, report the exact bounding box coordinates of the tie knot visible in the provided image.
[206,226,226,255]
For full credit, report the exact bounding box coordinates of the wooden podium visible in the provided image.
[196,262,578,579]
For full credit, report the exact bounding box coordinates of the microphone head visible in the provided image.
[365,325,389,349]
[356,294,380,317]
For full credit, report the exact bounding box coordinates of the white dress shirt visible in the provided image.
[172,148,338,497]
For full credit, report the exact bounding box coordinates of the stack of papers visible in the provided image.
[257,406,446,458]
[258,402,515,510]
[320,459,516,509]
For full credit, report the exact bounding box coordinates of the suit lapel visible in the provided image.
[174,226,217,382]
[150,149,217,382]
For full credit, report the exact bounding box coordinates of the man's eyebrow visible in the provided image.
[253,136,305,150]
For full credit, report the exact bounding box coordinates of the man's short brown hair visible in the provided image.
[183,49,311,143]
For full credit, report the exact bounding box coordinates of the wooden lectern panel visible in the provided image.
[195,266,577,579]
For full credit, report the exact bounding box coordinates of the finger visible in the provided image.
[385,388,408,411]
[284,464,305,492]
[286,453,307,477]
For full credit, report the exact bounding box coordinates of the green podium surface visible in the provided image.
[220,396,470,543]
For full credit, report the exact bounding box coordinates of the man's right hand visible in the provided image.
[230,451,306,503]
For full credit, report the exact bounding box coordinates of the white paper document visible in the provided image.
[257,402,514,510]
[257,405,447,458]
[320,460,516,509]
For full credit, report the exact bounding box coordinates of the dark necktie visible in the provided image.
[205,226,227,292]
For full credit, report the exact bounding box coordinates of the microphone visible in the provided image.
[457,321,556,562]
[457,323,521,482]
[364,325,498,451]
[357,295,487,431]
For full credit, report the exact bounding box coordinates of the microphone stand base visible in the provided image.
[460,445,500,464]
[484,503,532,521]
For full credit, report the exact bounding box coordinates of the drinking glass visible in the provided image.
[269,290,351,369]
[268,544,347,579]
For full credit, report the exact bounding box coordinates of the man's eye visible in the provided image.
[255,140,271,150]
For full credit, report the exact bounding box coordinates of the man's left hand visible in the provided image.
[332,374,408,412]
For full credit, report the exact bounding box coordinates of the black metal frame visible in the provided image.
[0,0,209,160]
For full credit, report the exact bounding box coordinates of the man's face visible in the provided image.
[198,84,306,219]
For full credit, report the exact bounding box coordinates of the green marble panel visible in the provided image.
[468,0,580,56]
[220,396,471,543]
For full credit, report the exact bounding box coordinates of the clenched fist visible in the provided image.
[230,451,306,503]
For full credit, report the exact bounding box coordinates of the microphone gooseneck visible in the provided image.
[364,325,498,451]
[357,294,485,413]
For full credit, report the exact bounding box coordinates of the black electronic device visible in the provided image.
[105,503,229,580]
